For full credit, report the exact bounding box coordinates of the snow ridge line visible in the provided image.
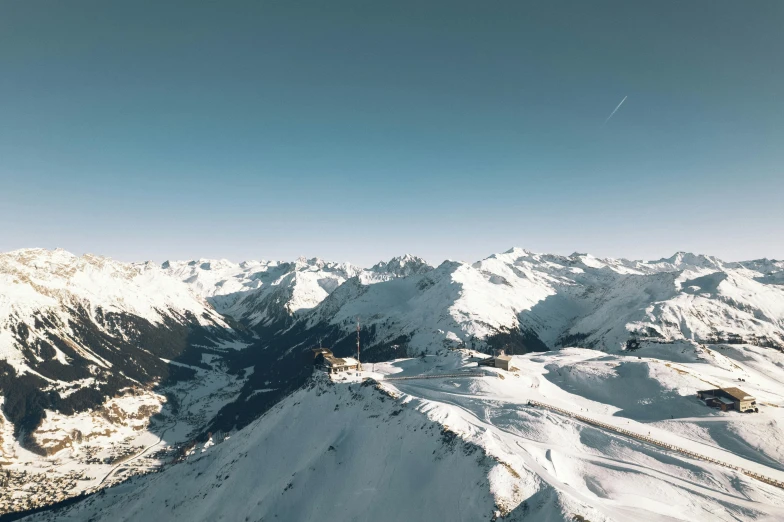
[383,372,486,381]
[527,400,784,491]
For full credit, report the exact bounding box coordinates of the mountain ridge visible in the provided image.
[3,246,784,518]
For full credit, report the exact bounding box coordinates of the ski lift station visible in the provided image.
[697,387,758,412]
[477,352,515,371]
[312,347,360,375]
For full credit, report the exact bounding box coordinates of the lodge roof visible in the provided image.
[323,355,359,368]
[721,387,755,401]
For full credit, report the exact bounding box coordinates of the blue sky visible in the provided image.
[1,1,782,266]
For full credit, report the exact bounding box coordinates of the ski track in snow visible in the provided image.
[375,347,784,520]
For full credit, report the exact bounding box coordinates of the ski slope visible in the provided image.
[375,344,784,520]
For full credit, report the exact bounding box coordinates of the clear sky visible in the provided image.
[1,1,782,267]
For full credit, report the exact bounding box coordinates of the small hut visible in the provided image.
[477,352,515,371]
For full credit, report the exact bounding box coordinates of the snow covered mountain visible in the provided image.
[0,248,242,455]
[162,256,365,327]
[369,253,434,278]
[3,246,784,520]
[25,344,784,521]
[4,246,783,442]
[165,248,784,438]
[23,374,502,521]
[183,248,784,366]
[162,254,434,329]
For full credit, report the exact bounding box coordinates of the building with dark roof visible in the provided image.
[311,347,360,374]
[698,387,757,412]
[477,353,515,371]
[323,356,359,374]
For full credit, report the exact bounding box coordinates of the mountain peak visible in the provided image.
[655,251,724,270]
[503,247,531,256]
[295,256,327,268]
[6,247,78,263]
[370,254,432,277]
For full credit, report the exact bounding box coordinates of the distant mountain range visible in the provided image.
[1,246,784,518]
[165,247,784,357]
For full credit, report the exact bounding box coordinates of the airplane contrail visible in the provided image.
[603,95,627,125]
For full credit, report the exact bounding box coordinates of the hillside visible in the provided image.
[162,254,433,328]
[22,374,501,522]
[0,249,248,513]
[23,341,784,521]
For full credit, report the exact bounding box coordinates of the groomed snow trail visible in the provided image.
[378,347,784,521]
[527,399,784,490]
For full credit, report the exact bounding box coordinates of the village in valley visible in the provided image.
[0,468,88,514]
[0,354,248,517]
[0,423,164,515]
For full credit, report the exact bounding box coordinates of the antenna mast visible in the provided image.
[356,318,362,371]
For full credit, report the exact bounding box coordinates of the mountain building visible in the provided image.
[477,352,515,371]
[697,388,758,412]
[311,347,360,374]
[325,356,360,374]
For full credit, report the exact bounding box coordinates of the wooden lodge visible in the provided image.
[698,387,758,412]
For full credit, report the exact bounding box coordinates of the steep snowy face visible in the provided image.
[732,258,784,285]
[162,258,273,299]
[162,257,282,313]
[482,250,784,350]
[24,376,501,522]
[640,251,722,272]
[1,249,223,328]
[284,248,784,360]
[0,248,236,451]
[308,257,558,356]
[166,255,434,328]
[164,256,363,326]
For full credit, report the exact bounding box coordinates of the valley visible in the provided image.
[0,344,247,515]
